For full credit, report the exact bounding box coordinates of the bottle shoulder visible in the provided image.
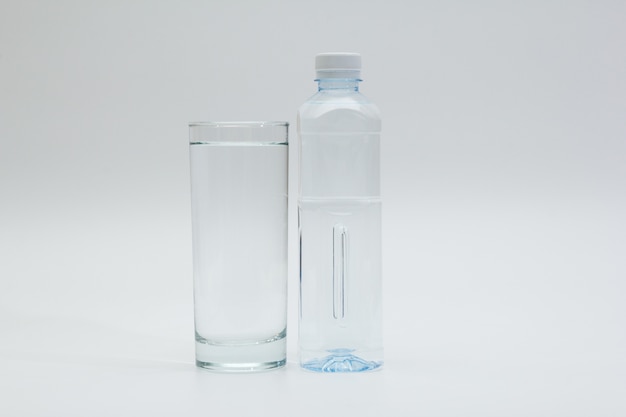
[298,91,380,131]
[299,90,378,108]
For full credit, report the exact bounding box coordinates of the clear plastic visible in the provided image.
[189,122,288,372]
[298,79,383,372]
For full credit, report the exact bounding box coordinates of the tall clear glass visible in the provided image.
[189,121,288,372]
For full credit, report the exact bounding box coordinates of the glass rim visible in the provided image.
[189,121,288,128]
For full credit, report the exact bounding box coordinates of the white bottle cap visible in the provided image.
[315,52,361,79]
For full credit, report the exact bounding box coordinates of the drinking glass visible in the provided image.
[189,121,288,372]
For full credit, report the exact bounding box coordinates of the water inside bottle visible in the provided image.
[298,113,383,371]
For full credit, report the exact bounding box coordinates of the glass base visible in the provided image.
[301,348,383,373]
[196,358,286,373]
[195,331,286,373]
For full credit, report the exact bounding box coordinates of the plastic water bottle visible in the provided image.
[298,53,383,372]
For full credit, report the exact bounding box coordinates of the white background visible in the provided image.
[1,1,625,416]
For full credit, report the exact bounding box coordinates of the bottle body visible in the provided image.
[298,80,383,372]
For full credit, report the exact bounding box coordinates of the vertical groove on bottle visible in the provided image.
[333,224,347,320]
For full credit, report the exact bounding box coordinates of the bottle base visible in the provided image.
[300,348,382,373]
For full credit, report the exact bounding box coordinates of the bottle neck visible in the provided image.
[316,79,360,92]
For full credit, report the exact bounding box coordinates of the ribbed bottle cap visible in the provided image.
[315,52,361,79]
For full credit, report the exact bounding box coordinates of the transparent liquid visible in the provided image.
[298,197,383,372]
[190,142,287,371]
[298,87,383,372]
